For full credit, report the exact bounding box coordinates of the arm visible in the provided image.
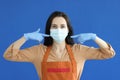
[12,37,26,49]
[94,36,115,57]
[3,36,26,58]
[72,33,115,60]
[3,36,38,62]
[3,28,49,62]
[79,37,115,60]
[95,37,110,49]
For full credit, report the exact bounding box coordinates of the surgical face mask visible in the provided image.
[50,29,68,43]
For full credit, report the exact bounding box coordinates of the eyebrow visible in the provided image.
[51,24,57,26]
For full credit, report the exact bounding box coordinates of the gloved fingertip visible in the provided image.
[70,36,74,38]
[70,36,76,38]
[71,34,80,38]
[36,28,40,32]
[42,34,50,37]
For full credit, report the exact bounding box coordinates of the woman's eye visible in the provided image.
[61,25,65,28]
[51,25,57,29]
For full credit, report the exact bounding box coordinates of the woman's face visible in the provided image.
[50,17,68,30]
[50,17,69,43]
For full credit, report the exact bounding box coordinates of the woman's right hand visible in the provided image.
[24,28,50,42]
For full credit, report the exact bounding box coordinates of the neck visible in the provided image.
[52,41,66,51]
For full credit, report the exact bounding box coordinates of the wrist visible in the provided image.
[91,34,97,40]
[24,33,29,41]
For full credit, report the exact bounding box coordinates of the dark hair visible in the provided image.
[44,11,74,46]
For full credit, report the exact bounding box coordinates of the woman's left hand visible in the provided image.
[71,33,97,44]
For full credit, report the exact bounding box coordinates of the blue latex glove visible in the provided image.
[24,28,49,42]
[71,33,97,44]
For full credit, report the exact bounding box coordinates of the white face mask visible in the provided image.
[50,29,68,43]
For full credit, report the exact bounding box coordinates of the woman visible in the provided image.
[3,11,115,80]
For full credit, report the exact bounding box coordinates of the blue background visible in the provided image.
[0,0,120,80]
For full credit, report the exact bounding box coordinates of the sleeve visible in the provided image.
[3,44,41,63]
[73,44,115,60]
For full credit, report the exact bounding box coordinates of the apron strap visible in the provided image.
[66,45,77,77]
[42,46,52,62]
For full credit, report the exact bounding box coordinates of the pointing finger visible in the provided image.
[41,33,50,37]
[71,34,80,38]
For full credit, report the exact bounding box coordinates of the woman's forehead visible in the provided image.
[52,17,67,24]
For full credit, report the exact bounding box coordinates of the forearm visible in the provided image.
[3,36,26,58]
[13,36,26,49]
[94,36,109,48]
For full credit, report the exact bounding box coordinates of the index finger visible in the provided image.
[41,33,50,37]
[71,34,80,38]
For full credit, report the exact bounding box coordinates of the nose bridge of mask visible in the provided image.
[50,29,60,35]
[51,28,68,34]
[58,29,68,36]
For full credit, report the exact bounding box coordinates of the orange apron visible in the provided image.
[41,44,77,80]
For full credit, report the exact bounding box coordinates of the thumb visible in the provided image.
[35,28,40,33]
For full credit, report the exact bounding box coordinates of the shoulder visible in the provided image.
[31,44,48,60]
[34,44,47,51]
[71,44,81,53]
[71,44,87,61]
[72,43,93,52]
[26,44,47,52]
[72,44,83,50]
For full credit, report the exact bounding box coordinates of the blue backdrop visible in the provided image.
[0,0,120,80]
